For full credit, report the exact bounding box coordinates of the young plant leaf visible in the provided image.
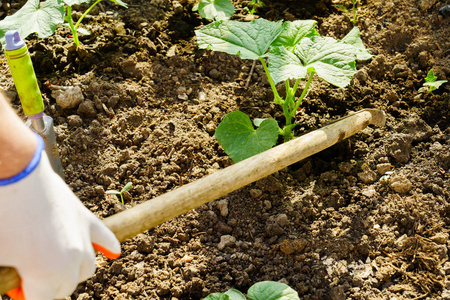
[0,0,65,46]
[109,0,128,8]
[121,182,133,193]
[253,118,267,127]
[225,289,246,300]
[425,69,438,82]
[341,27,372,61]
[105,190,121,195]
[420,69,448,92]
[423,80,448,92]
[294,36,357,88]
[62,0,90,6]
[196,19,284,60]
[215,111,279,162]
[204,293,230,300]
[193,0,235,21]
[247,281,300,300]
[270,20,318,49]
[267,46,308,84]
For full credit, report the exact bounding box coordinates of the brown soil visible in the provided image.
[1,0,449,299]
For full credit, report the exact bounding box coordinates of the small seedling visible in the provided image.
[193,0,235,21]
[244,0,265,15]
[105,182,132,204]
[204,281,299,300]
[336,0,366,26]
[418,69,448,93]
[196,20,371,162]
[0,0,128,47]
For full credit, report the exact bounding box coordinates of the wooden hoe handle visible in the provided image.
[0,109,386,295]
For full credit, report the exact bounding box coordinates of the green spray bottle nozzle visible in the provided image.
[4,30,44,120]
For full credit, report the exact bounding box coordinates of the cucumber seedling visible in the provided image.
[196,20,372,162]
[419,69,448,93]
[105,182,132,204]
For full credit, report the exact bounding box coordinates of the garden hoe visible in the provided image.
[4,30,64,179]
[0,108,385,294]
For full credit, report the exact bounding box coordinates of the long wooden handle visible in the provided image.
[0,109,385,294]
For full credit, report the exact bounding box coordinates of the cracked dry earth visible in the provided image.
[0,0,449,299]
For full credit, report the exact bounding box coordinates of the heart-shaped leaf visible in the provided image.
[215,111,279,162]
[0,0,65,46]
[248,281,300,300]
[193,0,234,21]
[196,19,284,60]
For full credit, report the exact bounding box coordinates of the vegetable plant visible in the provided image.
[204,281,300,300]
[244,0,265,15]
[336,0,366,26]
[105,182,132,204]
[195,19,372,162]
[418,69,448,93]
[0,0,128,47]
[193,0,235,21]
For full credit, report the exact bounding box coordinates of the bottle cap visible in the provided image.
[5,30,25,51]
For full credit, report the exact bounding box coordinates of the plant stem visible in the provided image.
[259,57,282,104]
[120,193,124,204]
[292,72,315,116]
[65,6,80,46]
[75,0,103,30]
[279,72,314,142]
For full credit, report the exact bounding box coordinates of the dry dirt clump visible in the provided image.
[0,0,449,299]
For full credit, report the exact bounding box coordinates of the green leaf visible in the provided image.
[341,27,372,61]
[63,0,90,6]
[248,281,300,300]
[225,289,246,300]
[194,0,234,21]
[294,36,357,88]
[425,69,437,82]
[267,46,307,84]
[215,111,279,162]
[109,0,128,8]
[423,80,448,91]
[0,0,65,46]
[121,182,133,193]
[270,20,318,49]
[196,19,284,60]
[204,293,230,300]
[253,118,267,127]
[105,190,121,195]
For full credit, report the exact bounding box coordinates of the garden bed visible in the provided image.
[0,0,449,299]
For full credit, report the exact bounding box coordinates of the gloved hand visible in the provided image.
[0,135,120,300]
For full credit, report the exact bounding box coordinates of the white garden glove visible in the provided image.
[0,135,120,300]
